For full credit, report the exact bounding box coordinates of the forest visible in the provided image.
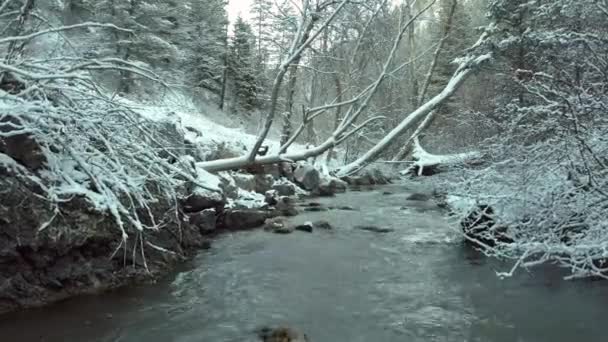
[1,0,608,330]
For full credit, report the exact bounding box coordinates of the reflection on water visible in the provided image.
[1,183,608,342]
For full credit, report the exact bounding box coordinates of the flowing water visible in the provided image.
[2,182,608,342]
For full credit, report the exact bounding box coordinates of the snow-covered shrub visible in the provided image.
[0,22,216,261]
[442,0,608,279]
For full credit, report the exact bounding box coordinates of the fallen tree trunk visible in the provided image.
[198,52,491,174]
[335,52,491,177]
[402,137,481,176]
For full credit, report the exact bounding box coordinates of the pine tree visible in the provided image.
[229,17,258,112]
[185,0,229,94]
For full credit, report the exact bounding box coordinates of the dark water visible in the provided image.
[2,183,608,342]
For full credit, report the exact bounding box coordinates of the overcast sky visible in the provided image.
[227,0,254,23]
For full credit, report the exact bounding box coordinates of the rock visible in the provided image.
[293,164,320,191]
[0,174,207,315]
[460,205,512,247]
[314,181,336,197]
[341,169,391,187]
[257,326,309,342]
[279,162,295,181]
[150,114,187,160]
[304,206,328,212]
[262,164,281,179]
[406,193,432,201]
[265,190,279,206]
[264,217,293,234]
[272,182,297,197]
[181,189,225,213]
[313,177,348,197]
[355,225,394,233]
[335,206,356,211]
[371,168,391,185]
[313,220,333,230]
[275,196,299,217]
[220,209,269,231]
[382,191,393,195]
[232,173,256,192]
[218,173,239,200]
[189,209,217,235]
[294,222,314,233]
[255,174,275,194]
[0,115,47,171]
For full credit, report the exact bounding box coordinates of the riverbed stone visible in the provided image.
[220,209,269,231]
[232,173,256,192]
[181,188,225,213]
[355,225,394,233]
[257,326,309,342]
[313,220,334,230]
[406,193,432,201]
[294,222,314,233]
[255,174,275,194]
[189,209,217,235]
[264,217,294,234]
[272,182,297,197]
[293,164,320,191]
[275,196,299,217]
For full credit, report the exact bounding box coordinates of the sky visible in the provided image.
[227,0,254,23]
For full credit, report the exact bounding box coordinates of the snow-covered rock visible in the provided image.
[294,164,321,191]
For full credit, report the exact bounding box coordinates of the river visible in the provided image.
[2,182,608,341]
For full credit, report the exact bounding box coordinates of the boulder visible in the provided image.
[265,190,279,206]
[264,217,293,234]
[0,115,47,171]
[262,164,281,179]
[279,162,295,181]
[294,222,314,233]
[275,196,299,217]
[218,173,239,200]
[314,181,336,197]
[272,182,297,197]
[181,189,225,213]
[232,173,256,192]
[293,164,320,191]
[257,326,309,342]
[342,169,391,187]
[151,114,186,160]
[220,209,269,231]
[313,177,348,197]
[255,174,275,194]
[304,206,328,212]
[189,209,217,235]
[355,225,394,233]
[406,193,432,201]
[313,220,333,230]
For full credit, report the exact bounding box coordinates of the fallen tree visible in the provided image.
[400,137,481,176]
[334,50,491,177]
[198,0,494,174]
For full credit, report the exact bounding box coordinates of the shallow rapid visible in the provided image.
[2,182,608,342]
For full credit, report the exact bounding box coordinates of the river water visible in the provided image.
[2,183,608,342]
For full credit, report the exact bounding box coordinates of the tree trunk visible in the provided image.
[336,54,490,177]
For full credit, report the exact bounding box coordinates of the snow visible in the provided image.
[228,189,267,209]
[121,93,307,157]
[193,163,222,192]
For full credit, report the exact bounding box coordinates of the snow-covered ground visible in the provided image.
[120,93,308,156]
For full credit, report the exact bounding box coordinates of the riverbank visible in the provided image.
[3,183,608,342]
[0,112,393,315]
